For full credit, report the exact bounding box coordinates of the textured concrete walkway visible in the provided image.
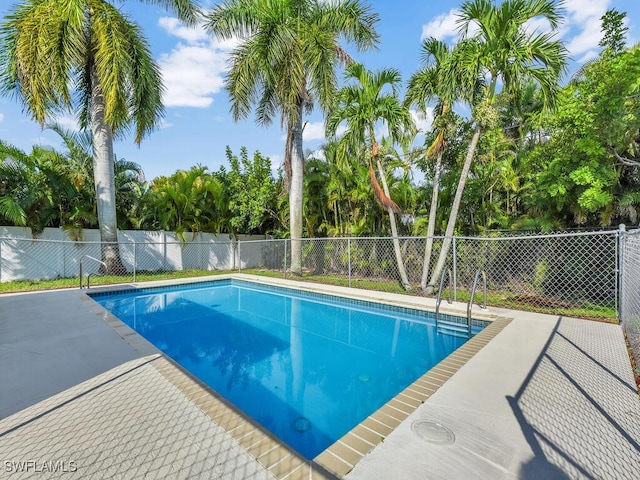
[0,288,274,479]
[1,278,639,479]
[346,312,640,480]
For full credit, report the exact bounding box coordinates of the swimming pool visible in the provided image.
[92,279,486,459]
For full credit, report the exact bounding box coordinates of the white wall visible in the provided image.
[0,227,265,282]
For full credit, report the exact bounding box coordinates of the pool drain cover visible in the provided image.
[411,420,455,445]
[294,417,311,432]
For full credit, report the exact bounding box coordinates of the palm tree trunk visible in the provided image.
[289,106,304,276]
[90,63,125,274]
[426,124,482,294]
[420,151,443,291]
[375,158,411,291]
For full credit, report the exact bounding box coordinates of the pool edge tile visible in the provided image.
[86,275,512,480]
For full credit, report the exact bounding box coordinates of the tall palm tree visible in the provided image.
[326,63,416,290]
[49,122,147,233]
[406,37,467,291]
[425,0,567,293]
[0,0,199,273]
[204,0,379,275]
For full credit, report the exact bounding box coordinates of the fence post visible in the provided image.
[0,239,2,283]
[162,230,167,271]
[348,237,352,288]
[237,240,241,273]
[133,243,137,283]
[618,224,626,324]
[284,239,288,278]
[452,236,458,302]
[61,239,66,279]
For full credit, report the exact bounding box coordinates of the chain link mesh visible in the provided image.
[0,231,623,322]
[453,232,618,314]
[621,229,640,366]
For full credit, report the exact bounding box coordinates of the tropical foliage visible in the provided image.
[327,63,416,289]
[0,0,199,272]
[1,1,639,291]
[204,0,379,275]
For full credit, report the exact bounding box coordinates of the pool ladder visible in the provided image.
[435,268,453,329]
[435,268,487,338]
[467,269,488,337]
[79,255,108,289]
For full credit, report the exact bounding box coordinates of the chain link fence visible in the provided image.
[621,228,640,365]
[3,227,638,376]
[0,237,241,285]
[241,233,617,318]
[0,230,626,321]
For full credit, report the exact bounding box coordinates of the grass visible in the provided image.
[244,270,618,322]
[0,268,617,322]
[0,269,227,293]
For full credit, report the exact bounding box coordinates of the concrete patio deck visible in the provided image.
[1,275,639,479]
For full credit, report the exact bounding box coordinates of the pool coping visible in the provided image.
[80,274,512,479]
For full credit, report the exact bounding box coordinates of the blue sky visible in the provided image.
[0,0,639,182]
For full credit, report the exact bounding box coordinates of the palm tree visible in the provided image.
[146,167,226,241]
[0,141,62,235]
[326,63,416,290]
[0,0,199,273]
[204,0,379,275]
[425,0,567,293]
[406,37,466,291]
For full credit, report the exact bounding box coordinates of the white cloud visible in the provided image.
[421,10,459,42]
[0,113,4,122]
[410,108,434,133]
[159,119,173,129]
[158,17,209,44]
[288,121,346,142]
[159,43,227,107]
[335,124,347,138]
[302,121,326,141]
[562,0,611,57]
[31,135,57,148]
[421,9,481,42]
[157,18,238,108]
[578,49,599,64]
[53,115,79,131]
[268,154,283,174]
[524,17,553,36]
[308,148,326,161]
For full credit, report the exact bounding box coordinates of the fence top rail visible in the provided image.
[0,229,627,245]
[0,237,238,245]
[452,230,621,242]
[242,231,620,242]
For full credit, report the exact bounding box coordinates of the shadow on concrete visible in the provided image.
[0,356,156,439]
[0,356,276,480]
[0,290,142,419]
[508,316,640,479]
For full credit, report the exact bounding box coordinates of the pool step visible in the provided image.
[436,321,474,338]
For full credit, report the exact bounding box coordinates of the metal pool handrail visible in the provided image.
[435,268,453,329]
[467,269,487,337]
[79,255,108,289]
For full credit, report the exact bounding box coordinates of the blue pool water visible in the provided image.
[93,280,483,459]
